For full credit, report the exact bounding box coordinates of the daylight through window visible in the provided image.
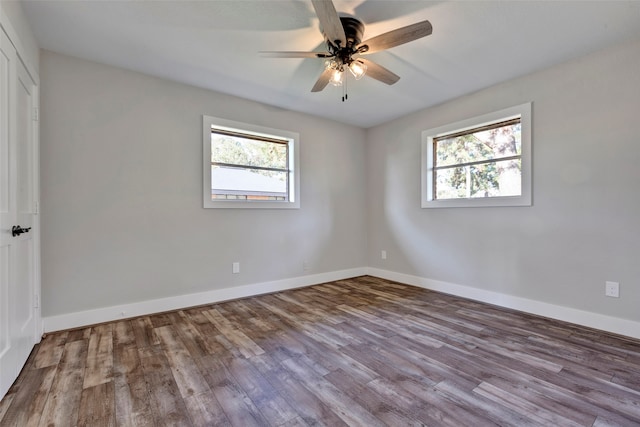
[211,129,290,201]
[421,103,532,208]
[203,116,300,209]
[433,118,521,200]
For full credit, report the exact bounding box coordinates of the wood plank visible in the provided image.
[285,329,378,383]
[197,354,270,427]
[38,339,89,426]
[435,379,537,426]
[113,344,155,427]
[477,375,597,426]
[113,320,136,348]
[474,381,581,426]
[138,346,192,425]
[66,327,91,342]
[77,382,116,427]
[154,325,210,398]
[189,320,231,356]
[335,303,445,348]
[0,390,14,423]
[131,316,159,348]
[367,375,482,427]
[225,356,299,425]
[0,366,56,426]
[167,311,211,358]
[33,332,68,369]
[248,354,348,427]
[183,391,230,427]
[280,357,385,427]
[324,368,423,426]
[203,309,264,358]
[83,323,114,389]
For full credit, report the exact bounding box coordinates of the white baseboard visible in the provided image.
[43,266,640,341]
[367,267,640,340]
[42,267,367,332]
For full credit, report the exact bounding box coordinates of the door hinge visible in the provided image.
[33,107,39,122]
[34,293,40,309]
[34,200,39,214]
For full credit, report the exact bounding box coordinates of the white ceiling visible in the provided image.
[21,0,640,128]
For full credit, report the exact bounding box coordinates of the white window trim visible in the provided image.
[421,102,532,208]
[203,115,300,209]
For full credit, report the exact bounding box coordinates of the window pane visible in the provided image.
[211,166,287,199]
[490,158,522,197]
[435,167,467,200]
[211,134,287,169]
[435,159,522,200]
[436,122,521,167]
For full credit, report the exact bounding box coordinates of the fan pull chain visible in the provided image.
[342,76,346,102]
[342,75,348,102]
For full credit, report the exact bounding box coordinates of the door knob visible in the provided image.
[12,225,31,237]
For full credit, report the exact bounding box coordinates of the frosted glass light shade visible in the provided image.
[329,69,344,86]
[348,60,367,80]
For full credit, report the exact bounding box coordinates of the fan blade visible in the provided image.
[311,68,333,92]
[260,51,332,58]
[359,58,400,85]
[311,0,346,47]
[359,20,432,54]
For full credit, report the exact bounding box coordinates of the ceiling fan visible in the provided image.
[261,0,432,98]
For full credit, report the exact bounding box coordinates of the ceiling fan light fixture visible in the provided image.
[329,69,344,86]
[348,60,367,80]
[325,58,341,70]
[329,70,344,86]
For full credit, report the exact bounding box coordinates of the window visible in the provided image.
[203,116,300,209]
[422,103,531,208]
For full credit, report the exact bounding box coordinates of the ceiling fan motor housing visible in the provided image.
[339,17,364,48]
[325,17,366,67]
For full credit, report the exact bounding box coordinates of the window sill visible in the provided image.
[422,194,531,209]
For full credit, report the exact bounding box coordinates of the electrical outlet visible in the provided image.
[232,262,240,274]
[605,281,619,298]
[303,261,309,272]
[381,250,387,260]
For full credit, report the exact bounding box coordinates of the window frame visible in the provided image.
[203,115,300,209]
[421,103,532,208]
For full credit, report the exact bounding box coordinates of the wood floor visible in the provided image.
[1,276,640,426]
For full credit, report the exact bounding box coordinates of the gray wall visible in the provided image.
[366,38,640,322]
[40,51,367,317]
[41,37,640,325]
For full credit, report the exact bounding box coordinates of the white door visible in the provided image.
[0,28,40,399]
